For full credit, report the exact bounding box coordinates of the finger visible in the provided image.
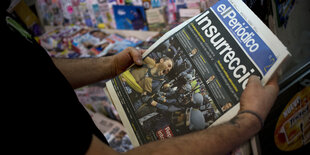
[246,75,262,88]
[127,47,143,66]
[139,49,146,55]
[267,74,278,86]
[264,75,279,97]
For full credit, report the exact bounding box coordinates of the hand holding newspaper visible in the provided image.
[105,0,291,147]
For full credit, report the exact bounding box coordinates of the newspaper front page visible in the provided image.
[106,0,291,146]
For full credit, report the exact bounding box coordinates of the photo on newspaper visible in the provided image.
[106,0,291,146]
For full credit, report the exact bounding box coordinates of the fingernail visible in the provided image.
[140,49,146,54]
[137,59,142,65]
[250,75,259,79]
[250,75,261,83]
[254,75,261,80]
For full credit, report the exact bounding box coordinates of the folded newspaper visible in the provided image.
[105,0,291,147]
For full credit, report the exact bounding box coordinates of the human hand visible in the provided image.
[239,75,279,121]
[151,100,158,106]
[163,83,170,89]
[112,47,145,76]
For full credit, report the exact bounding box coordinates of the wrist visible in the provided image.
[237,111,262,132]
[99,56,115,79]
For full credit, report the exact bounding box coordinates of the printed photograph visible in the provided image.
[117,36,221,142]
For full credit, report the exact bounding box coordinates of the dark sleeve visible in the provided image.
[1,10,108,154]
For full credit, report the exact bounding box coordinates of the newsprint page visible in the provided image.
[106,0,291,147]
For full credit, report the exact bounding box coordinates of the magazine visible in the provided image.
[105,0,291,146]
[94,34,143,57]
[75,84,120,121]
[39,25,83,52]
[71,28,108,56]
[146,7,166,31]
[113,5,148,31]
[85,110,134,152]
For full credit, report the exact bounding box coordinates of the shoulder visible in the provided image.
[144,56,156,67]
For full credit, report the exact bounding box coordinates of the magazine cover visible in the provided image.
[59,0,76,25]
[76,84,120,121]
[92,3,104,26]
[36,0,64,27]
[97,0,115,29]
[132,0,143,6]
[93,33,142,57]
[167,0,177,24]
[106,0,291,146]
[151,0,161,8]
[142,0,151,9]
[146,7,166,31]
[13,0,43,36]
[113,5,148,31]
[86,110,133,152]
[72,29,108,56]
[78,0,96,27]
[39,25,83,54]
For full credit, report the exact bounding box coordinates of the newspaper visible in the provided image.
[105,0,291,147]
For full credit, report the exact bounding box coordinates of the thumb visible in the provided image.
[125,47,143,66]
[246,75,262,88]
[113,47,142,75]
[264,75,279,99]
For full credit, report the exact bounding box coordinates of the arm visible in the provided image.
[52,47,143,89]
[86,75,279,155]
